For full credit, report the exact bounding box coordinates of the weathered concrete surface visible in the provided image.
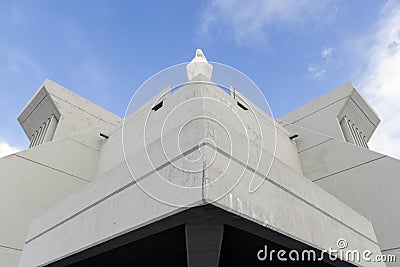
[18,79,121,147]
[286,125,400,265]
[280,82,380,149]
[2,53,396,266]
[281,83,399,266]
[18,76,383,267]
[0,79,122,266]
[0,122,120,264]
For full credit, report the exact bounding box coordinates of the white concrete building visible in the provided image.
[0,50,399,266]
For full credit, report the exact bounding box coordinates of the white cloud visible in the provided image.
[358,1,400,159]
[0,139,20,158]
[321,46,333,58]
[308,64,326,78]
[307,46,334,79]
[198,0,331,45]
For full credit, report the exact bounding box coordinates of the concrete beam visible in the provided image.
[185,224,224,267]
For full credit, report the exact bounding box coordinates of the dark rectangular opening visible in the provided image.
[152,101,163,111]
[60,225,187,267]
[237,101,248,111]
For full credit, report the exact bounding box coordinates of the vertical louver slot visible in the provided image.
[341,116,368,149]
[28,115,58,148]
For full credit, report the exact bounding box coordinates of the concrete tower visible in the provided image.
[0,50,399,266]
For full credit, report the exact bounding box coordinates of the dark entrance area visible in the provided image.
[48,205,353,267]
[69,225,187,267]
[219,225,336,267]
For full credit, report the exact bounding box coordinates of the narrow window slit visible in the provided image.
[152,101,163,111]
[237,101,248,110]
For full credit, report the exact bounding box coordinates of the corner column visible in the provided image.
[185,223,224,267]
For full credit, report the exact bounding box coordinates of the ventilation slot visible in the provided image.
[152,101,163,111]
[340,116,368,149]
[237,101,248,111]
[29,114,58,148]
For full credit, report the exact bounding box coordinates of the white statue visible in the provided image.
[186,49,213,81]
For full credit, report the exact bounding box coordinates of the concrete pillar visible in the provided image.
[38,121,48,145]
[356,130,361,147]
[185,224,224,267]
[35,127,43,146]
[344,118,355,144]
[347,120,358,145]
[43,115,58,143]
[359,132,367,148]
[30,131,39,147]
[340,116,354,143]
[29,133,35,148]
[363,136,369,149]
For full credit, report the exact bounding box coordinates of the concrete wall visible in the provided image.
[282,103,400,266]
[280,82,380,148]
[2,74,392,266]
[0,123,121,266]
[44,80,122,140]
[18,79,122,147]
[0,144,88,266]
[18,77,382,266]
[1,79,122,266]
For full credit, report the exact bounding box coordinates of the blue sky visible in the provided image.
[1,0,400,159]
